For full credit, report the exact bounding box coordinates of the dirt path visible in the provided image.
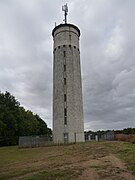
[10,154,135,180]
[0,142,134,179]
[78,154,135,180]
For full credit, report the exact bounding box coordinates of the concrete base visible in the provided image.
[53,132,84,144]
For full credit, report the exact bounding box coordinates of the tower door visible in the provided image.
[64,133,68,143]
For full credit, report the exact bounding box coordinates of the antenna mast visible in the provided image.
[62,3,68,24]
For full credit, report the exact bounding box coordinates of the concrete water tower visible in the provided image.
[52,4,84,143]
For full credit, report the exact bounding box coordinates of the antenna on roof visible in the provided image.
[62,3,68,24]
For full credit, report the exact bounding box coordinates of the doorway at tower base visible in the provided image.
[53,132,85,144]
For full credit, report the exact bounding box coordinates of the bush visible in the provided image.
[116,134,135,144]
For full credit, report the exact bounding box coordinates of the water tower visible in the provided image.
[52,4,84,143]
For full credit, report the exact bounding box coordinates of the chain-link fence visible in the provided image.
[19,135,53,148]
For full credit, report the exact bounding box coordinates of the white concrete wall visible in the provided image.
[53,25,80,49]
[52,24,84,143]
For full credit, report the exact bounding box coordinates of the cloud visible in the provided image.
[0,0,135,130]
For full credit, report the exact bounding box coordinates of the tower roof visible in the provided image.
[52,23,80,37]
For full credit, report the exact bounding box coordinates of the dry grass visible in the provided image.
[0,141,135,180]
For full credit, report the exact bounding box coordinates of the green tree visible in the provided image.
[0,91,52,146]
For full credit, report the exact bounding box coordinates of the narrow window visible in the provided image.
[64,51,66,57]
[64,94,66,102]
[64,116,67,125]
[64,65,66,71]
[64,108,67,116]
[64,78,66,85]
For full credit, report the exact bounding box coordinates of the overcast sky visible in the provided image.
[0,0,135,131]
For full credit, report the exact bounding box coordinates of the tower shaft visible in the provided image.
[52,24,84,143]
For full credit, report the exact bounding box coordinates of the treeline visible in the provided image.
[115,128,135,135]
[85,128,135,137]
[0,91,52,146]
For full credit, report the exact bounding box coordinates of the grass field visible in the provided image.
[0,141,135,180]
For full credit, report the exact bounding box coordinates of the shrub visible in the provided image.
[116,134,135,144]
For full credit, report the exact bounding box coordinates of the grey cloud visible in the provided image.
[0,0,135,130]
